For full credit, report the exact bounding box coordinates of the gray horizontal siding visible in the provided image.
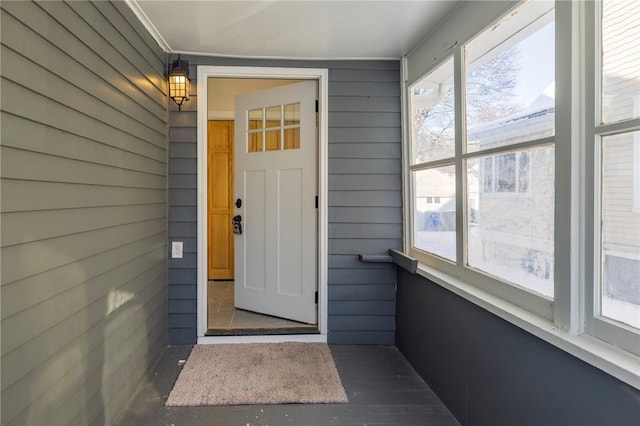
[329,127,401,143]
[329,254,395,269]
[167,86,197,343]
[0,2,167,426]
[329,300,396,315]
[329,143,401,159]
[329,174,401,191]
[329,158,401,174]
[2,180,166,212]
[329,207,403,223]
[328,331,396,345]
[329,68,400,82]
[329,96,400,112]
[329,268,397,283]
[329,223,402,239]
[329,190,402,206]
[1,113,166,174]
[168,56,401,345]
[329,239,403,255]
[2,205,165,247]
[329,82,400,97]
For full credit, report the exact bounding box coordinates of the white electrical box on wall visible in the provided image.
[171,241,183,259]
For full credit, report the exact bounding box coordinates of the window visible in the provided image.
[405,0,640,387]
[247,102,301,152]
[587,0,640,346]
[410,58,457,262]
[464,1,555,297]
[409,0,556,302]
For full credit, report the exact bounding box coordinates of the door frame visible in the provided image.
[196,66,329,343]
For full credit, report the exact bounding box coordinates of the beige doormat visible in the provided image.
[165,343,348,406]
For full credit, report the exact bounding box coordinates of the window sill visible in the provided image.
[415,263,640,390]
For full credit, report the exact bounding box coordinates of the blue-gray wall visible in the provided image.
[1,1,168,425]
[168,55,401,345]
[396,268,640,425]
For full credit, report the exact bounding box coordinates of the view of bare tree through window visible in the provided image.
[411,58,455,164]
[466,48,520,135]
[410,47,523,262]
[411,48,521,163]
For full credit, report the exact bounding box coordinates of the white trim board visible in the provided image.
[124,0,172,52]
[196,66,329,340]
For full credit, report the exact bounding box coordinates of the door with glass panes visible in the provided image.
[233,80,318,324]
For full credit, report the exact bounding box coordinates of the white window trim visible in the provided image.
[585,0,640,356]
[633,96,640,213]
[401,0,640,390]
[407,2,558,320]
[195,66,329,342]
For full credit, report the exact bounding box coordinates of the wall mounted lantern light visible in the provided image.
[168,55,190,111]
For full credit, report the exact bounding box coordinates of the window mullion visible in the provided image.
[409,158,456,171]
[553,0,582,333]
[462,136,556,159]
[454,46,465,268]
[593,118,640,137]
[583,0,598,336]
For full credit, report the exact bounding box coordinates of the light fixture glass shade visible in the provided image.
[168,57,190,110]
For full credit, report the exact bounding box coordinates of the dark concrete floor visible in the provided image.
[116,344,459,426]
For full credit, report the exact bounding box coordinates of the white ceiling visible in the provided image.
[128,1,461,60]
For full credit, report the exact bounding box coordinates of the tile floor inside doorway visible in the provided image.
[207,280,313,330]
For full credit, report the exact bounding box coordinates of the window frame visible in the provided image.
[633,97,640,213]
[584,0,640,355]
[402,0,640,389]
[407,1,560,320]
[408,54,458,265]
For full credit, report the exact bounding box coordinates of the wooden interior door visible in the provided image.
[208,120,234,280]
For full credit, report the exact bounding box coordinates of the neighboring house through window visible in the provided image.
[481,151,531,194]
[404,0,640,381]
[591,1,640,340]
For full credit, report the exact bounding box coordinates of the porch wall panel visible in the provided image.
[0,2,168,426]
[396,269,640,425]
[167,56,401,345]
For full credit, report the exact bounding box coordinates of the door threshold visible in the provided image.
[198,334,327,344]
[205,326,319,336]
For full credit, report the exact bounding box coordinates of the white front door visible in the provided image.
[234,80,317,324]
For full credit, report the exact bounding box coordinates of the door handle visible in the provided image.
[235,198,242,208]
[232,215,242,235]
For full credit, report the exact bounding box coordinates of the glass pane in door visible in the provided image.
[284,103,300,125]
[284,128,300,150]
[266,106,281,128]
[248,132,263,153]
[265,129,281,151]
[249,108,263,130]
